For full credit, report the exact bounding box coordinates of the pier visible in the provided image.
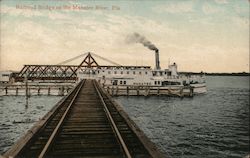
[0,83,74,96]
[103,85,194,97]
[4,79,165,158]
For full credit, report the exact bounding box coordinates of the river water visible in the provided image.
[0,76,249,157]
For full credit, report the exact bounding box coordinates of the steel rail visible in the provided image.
[93,81,132,158]
[38,80,85,158]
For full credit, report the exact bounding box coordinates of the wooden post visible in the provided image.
[16,87,18,96]
[25,75,28,108]
[144,87,147,96]
[144,86,149,96]
[58,87,61,96]
[116,86,118,96]
[189,86,194,97]
[107,86,110,94]
[38,87,40,96]
[126,86,129,96]
[111,86,114,96]
[180,87,184,98]
[137,87,139,96]
[62,86,64,96]
[157,87,160,96]
[5,87,8,95]
[48,87,50,96]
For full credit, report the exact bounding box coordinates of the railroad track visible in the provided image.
[4,79,165,158]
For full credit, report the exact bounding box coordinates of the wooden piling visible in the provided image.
[107,86,110,94]
[48,87,50,96]
[189,86,194,97]
[38,87,40,96]
[16,88,18,96]
[111,86,114,96]
[116,86,118,96]
[180,87,184,98]
[5,87,8,95]
[136,87,139,96]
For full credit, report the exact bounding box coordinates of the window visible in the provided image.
[114,71,117,74]
[120,81,123,84]
[121,71,123,74]
[124,81,126,85]
[160,72,163,76]
[108,71,111,74]
[139,72,141,75]
[145,72,147,75]
[158,81,161,85]
[127,71,129,74]
[155,81,157,85]
[113,80,117,85]
[133,71,135,75]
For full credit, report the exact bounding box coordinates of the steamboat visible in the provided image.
[77,51,206,96]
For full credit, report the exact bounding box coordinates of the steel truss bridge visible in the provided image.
[14,52,150,82]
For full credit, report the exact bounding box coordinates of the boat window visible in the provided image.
[108,71,111,74]
[112,80,118,85]
[133,71,135,75]
[152,72,156,76]
[145,72,147,75]
[97,70,99,74]
[121,71,123,74]
[160,72,163,76]
[165,72,167,75]
[158,81,161,85]
[124,81,126,85]
[139,72,141,75]
[127,71,129,74]
[120,80,123,84]
[114,71,117,74]
[155,81,157,85]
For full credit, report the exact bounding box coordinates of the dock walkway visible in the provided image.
[4,79,165,158]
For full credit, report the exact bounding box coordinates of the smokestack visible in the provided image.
[126,33,161,69]
[155,49,160,70]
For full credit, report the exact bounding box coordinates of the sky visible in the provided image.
[0,0,249,73]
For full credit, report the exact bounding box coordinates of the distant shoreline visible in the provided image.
[180,72,250,76]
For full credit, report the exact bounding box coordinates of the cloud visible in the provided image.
[231,16,249,29]
[202,3,223,14]
[153,1,194,14]
[214,0,228,4]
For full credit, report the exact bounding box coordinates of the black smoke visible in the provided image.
[126,33,158,51]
